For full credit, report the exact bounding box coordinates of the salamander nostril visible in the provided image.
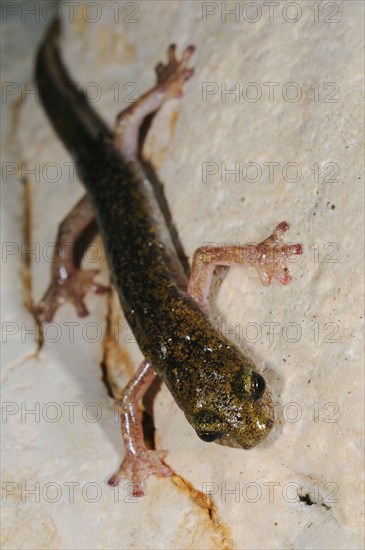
[251,373,266,400]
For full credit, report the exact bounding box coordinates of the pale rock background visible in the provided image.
[1,1,364,549]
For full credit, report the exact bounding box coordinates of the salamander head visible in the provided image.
[187,366,274,449]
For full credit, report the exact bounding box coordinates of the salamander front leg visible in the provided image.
[108,360,173,497]
[36,194,108,322]
[188,222,303,312]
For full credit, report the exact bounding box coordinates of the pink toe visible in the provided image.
[132,487,144,497]
[278,272,292,285]
[92,284,108,295]
[276,221,289,234]
[108,474,119,487]
[76,302,89,317]
[184,68,194,80]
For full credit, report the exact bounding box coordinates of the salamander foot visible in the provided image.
[36,269,108,322]
[108,450,173,497]
[249,221,303,286]
[155,43,195,97]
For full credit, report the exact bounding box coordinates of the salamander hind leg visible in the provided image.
[108,361,173,497]
[36,194,108,323]
[114,44,195,159]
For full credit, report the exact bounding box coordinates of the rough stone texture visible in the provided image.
[1,1,364,549]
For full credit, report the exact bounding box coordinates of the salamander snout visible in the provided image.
[189,366,274,450]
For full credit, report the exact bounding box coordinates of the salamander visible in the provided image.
[35,21,303,496]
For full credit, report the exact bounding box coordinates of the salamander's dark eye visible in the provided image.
[197,432,221,442]
[251,373,266,400]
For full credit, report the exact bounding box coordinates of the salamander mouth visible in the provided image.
[215,434,244,449]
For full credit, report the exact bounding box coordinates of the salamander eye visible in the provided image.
[251,373,266,400]
[197,432,221,442]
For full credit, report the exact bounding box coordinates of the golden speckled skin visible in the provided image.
[35,22,274,449]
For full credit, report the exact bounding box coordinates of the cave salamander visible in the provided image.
[35,23,303,496]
